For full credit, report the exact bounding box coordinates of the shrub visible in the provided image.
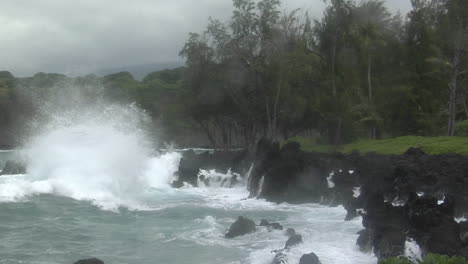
[455,120,468,137]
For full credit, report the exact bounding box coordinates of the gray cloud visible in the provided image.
[0,0,411,77]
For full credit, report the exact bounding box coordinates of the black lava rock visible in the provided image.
[259,219,283,230]
[225,216,256,238]
[73,258,104,264]
[299,252,322,264]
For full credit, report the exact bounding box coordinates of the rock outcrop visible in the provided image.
[175,139,468,260]
[259,219,283,230]
[73,258,104,264]
[225,216,256,238]
[299,252,322,264]
[173,150,251,187]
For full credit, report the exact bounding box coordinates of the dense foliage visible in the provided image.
[177,0,468,147]
[0,0,467,148]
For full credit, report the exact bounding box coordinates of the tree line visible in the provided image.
[179,0,468,147]
[0,0,467,148]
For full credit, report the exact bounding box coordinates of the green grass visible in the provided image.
[379,254,468,264]
[287,136,468,155]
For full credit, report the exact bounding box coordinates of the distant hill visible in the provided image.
[98,62,184,80]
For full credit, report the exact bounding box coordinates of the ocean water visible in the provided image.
[0,100,377,264]
[0,148,377,264]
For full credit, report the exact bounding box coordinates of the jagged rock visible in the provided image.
[175,150,249,187]
[373,228,406,259]
[225,216,256,238]
[1,160,26,175]
[405,193,463,256]
[404,147,425,156]
[73,258,104,264]
[269,223,283,230]
[259,219,283,230]
[357,229,373,252]
[285,228,296,237]
[425,221,462,256]
[285,234,303,249]
[176,140,468,259]
[299,252,322,264]
[272,252,288,264]
[462,232,468,245]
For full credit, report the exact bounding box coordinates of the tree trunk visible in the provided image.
[367,54,373,102]
[447,23,463,137]
[462,93,468,119]
[334,117,342,145]
[448,77,457,136]
[272,74,283,141]
[331,36,337,97]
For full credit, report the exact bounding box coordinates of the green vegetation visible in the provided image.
[379,254,468,264]
[0,0,467,148]
[289,136,468,155]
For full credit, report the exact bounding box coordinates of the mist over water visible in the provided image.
[0,84,181,210]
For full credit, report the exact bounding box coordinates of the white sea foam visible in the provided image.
[404,238,423,262]
[198,169,244,188]
[353,187,361,198]
[327,171,335,188]
[455,216,466,223]
[0,100,182,210]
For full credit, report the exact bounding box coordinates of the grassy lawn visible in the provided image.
[287,136,468,155]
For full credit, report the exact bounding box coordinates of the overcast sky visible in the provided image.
[0,0,412,77]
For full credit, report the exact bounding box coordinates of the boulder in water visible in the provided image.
[270,222,283,230]
[225,216,256,238]
[259,219,283,230]
[271,252,288,264]
[299,252,322,264]
[285,228,296,237]
[73,258,104,264]
[1,160,26,175]
[284,234,303,248]
[283,228,303,249]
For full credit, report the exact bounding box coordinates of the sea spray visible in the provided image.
[0,83,182,210]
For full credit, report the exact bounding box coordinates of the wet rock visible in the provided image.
[462,232,468,245]
[405,193,463,256]
[357,193,409,259]
[425,221,462,256]
[299,252,322,264]
[176,150,249,187]
[73,258,104,264]
[404,147,425,156]
[284,234,303,248]
[244,140,468,258]
[225,216,256,238]
[285,228,296,237]
[0,160,26,175]
[373,229,406,259]
[357,229,373,252]
[259,219,283,230]
[269,223,283,230]
[271,252,288,264]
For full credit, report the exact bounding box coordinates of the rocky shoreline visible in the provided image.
[174,139,468,262]
[3,141,467,263]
